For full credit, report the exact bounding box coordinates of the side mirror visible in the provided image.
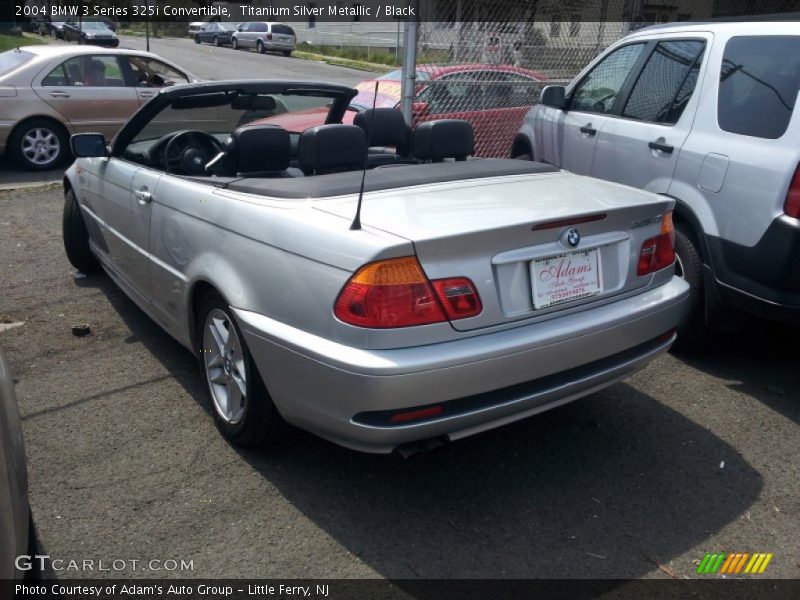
[540,85,567,109]
[71,133,108,158]
[412,101,430,118]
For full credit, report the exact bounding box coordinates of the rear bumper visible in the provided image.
[707,215,800,324]
[87,39,119,47]
[236,277,689,453]
[265,42,295,51]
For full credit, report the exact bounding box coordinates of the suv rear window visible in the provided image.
[718,35,800,139]
[0,50,35,77]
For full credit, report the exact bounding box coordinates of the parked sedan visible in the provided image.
[263,64,547,157]
[194,22,237,47]
[0,45,198,170]
[0,345,30,581]
[62,80,688,454]
[62,20,119,47]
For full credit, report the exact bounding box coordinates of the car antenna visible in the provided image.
[350,81,380,231]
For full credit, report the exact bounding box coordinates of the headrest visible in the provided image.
[353,108,411,155]
[298,124,366,173]
[413,119,474,162]
[228,124,290,173]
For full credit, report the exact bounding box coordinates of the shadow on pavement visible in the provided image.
[677,321,800,425]
[0,159,64,189]
[85,273,763,581]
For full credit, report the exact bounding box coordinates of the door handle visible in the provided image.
[139,92,155,98]
[134,189,152,205]
[48,91,71,98]
[648,140,674,154]
[579,124,597,136]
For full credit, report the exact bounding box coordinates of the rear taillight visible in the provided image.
[637,212,675,276]
[266,33,273,41]
[785,164,800,219]
[334,257,481,328]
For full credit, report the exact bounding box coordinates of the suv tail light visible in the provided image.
[784,164,800,219]
[266,33,273,41]
[334,257,482,328]
[637,212,675,276]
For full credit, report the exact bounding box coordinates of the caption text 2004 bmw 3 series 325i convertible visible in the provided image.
[62,81,689,454]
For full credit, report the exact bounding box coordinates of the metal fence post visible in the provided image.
[400,5,419,126]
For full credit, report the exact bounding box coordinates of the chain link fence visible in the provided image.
[403,0,797,157]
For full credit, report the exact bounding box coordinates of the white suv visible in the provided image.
[514,20,800,343]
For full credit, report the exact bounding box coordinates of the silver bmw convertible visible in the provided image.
[62,80,689,454]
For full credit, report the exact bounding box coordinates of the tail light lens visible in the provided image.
[785,164,800,219]
[637,212,676,276]
[266,33,273,41]
[334,257,481,328]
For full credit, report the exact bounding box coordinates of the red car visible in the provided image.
[262,64,547,158]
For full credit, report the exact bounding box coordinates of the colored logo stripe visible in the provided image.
[699,552,773,575]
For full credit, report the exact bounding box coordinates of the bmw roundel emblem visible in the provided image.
[566,228,581,248]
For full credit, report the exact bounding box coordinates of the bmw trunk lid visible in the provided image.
[319,171,675,331]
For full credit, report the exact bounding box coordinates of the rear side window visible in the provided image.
[623,40,705,124]
[271,24,295,36]
[0,50,35,77]
[718,35,800,139]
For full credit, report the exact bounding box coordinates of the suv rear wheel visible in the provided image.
[672,224,704,351]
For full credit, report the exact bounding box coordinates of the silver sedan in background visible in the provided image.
[0,345,30,580]
[0,45,198,171]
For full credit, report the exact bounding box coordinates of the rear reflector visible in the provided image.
[637,212,675,276]
[785,164,800,219]
[431,278,482,320]
[334,257,482,328]
[390,406,444,423]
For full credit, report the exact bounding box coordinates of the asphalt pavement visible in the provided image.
[1,186,798,580]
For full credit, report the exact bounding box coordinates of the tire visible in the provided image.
[62,188,101,274]
[9,118,68,171]
[197,291,288,446]
[213,36,220,47]
[232,37,238,50]
[671,224,705,352]
[257,40,264,54]
[283,50,291,57]
[24,511,40,581]
[194,34,201,44]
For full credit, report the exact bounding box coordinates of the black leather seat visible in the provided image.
[298,124,367,175]
[206,124,300,178]
[413,119,474,162]
[353,108,412,166]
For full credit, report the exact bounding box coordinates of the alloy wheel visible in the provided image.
[21,127,60,167]
[203,309,247,424]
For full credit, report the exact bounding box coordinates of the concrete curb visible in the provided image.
[0,180,61,192]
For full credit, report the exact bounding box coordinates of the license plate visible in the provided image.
[530,248,602,309]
